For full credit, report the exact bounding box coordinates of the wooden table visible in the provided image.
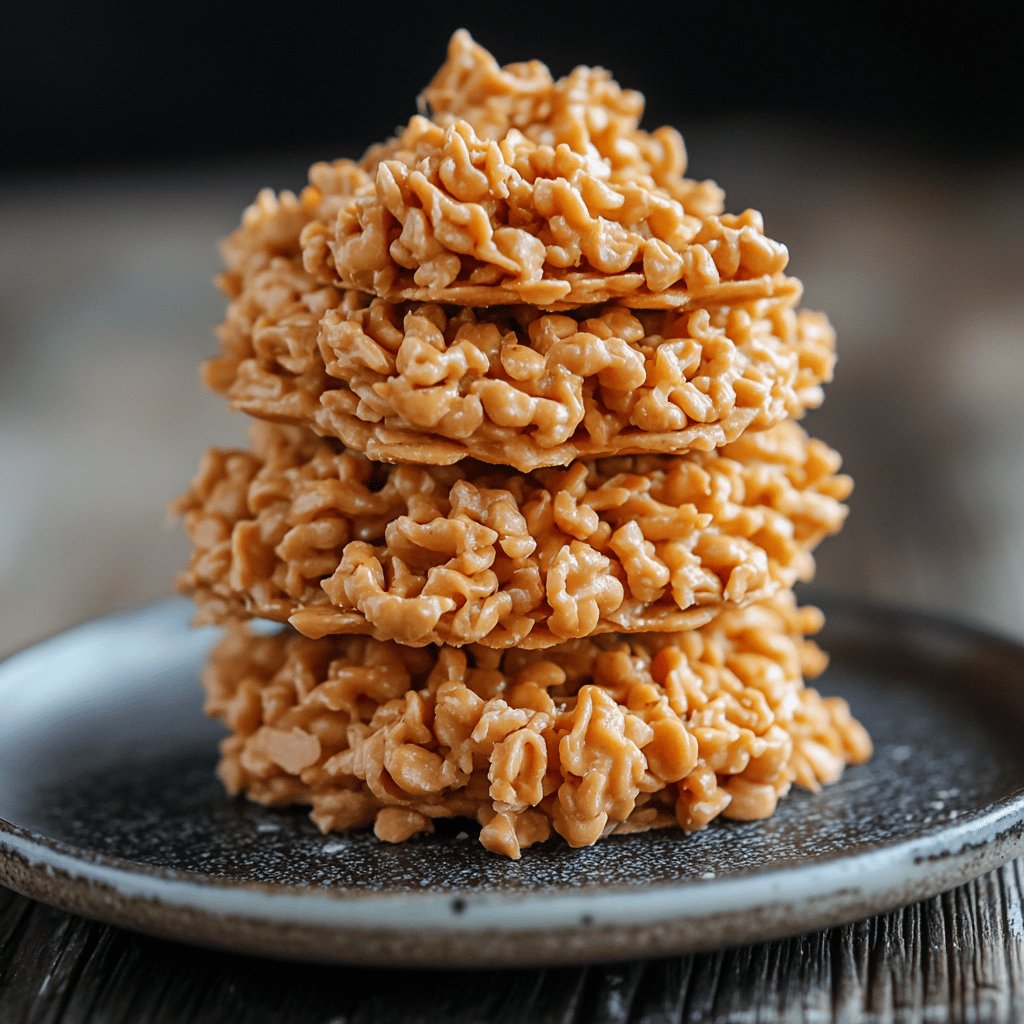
[3,866,1023,1023]
[1,128,1022,1022]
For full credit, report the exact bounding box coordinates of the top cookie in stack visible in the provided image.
[203,29,834,472]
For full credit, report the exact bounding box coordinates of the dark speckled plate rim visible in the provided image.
[1,596,1023,964]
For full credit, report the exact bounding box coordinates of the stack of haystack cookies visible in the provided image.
[175,32,871,858]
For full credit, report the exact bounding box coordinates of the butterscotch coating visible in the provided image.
[203,592,871,858]
[208,168,831,471]
[301,114,794,310]
[173,420,851,649]
[418,30,721,206]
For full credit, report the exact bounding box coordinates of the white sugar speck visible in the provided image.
[322,840,349,855]
[889,745,912,763]
[255,820,280,834]
[700,871,716,880]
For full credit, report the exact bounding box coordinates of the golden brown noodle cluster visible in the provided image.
[209,278,833,471]
[204,592,871,858]
[417,29,713,199]
[301,116,794,309]
[174,420,849,648]
[314,30,776,309]
[177,31,869,856]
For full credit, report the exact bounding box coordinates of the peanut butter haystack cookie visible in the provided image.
[203,592,871,859]
[301,31,792,310]
[208,263,831,471]
[174,420,850,649]
[176,30,869,857]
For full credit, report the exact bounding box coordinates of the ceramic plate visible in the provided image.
[1,597,1023,967]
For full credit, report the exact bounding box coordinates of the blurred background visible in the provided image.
[1,0,1022,655]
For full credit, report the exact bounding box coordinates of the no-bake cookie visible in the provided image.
[175,420,849,648]
[203,591,871,858]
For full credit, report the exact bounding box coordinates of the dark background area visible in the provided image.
[3,0,1023,171]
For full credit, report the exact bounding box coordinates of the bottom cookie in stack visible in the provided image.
[202,590,871,858]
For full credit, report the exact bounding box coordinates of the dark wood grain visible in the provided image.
[2,862,1024,1023]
